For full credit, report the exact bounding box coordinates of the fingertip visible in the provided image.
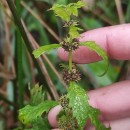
[87,81,130,120]
[57,48,68,61]
[48,105,62,128]
[57,46,101,64]
[58,24,130,62]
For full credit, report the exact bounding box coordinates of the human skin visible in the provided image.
[48,24,130,130]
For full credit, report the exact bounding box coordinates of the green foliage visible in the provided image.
[15,117,51,130]
[88,106,111,130]
[67,82,89,129]
[81,17,102,29]
[69,26,82,39]
[49,4,69,21]
[49,1,85,21]
[126,0,130,22]
[67,1,85,17]
[1,0,125,129]
[29,84,45,106]
[17,84,56,129]
[86,62,118,87]
[18,85,58,126]
[32,1,110,130]
[80,41,109,76]
[30,117,51,130]
[67,82,110,130]
[19,100,58,124]
[32,44,61,58]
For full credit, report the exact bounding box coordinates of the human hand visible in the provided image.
[48,24,130,130]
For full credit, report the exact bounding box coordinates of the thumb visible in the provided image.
[48,105,62,128]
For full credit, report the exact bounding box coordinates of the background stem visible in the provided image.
[6,0,58,100]
[15,0,24,108]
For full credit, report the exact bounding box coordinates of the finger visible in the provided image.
[48,80,130,128]
[58,24,130,63]
[48,105,62,128]
[51,118,130,130]
[88,80,130,121]
[85,117,130,130]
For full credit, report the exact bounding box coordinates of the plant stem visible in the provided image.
[15,0,24,108]
[15,32,24,108]
[15,0,21,13]
[69,50,72,71]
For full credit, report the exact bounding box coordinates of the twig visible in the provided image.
[82,5,116,25]
[21,1,61,42]
[47,92,52,100]
[90,9,116,25]
[115,0,125,23]
[21,1,66,89]
[42,54,67,89]
[2,11,10,89]
[6,0,59,100]
[23,20,67,89]
[21,20,67,89]
[1,9,16,97]
[0,94,16,107]
[22,21,59,100]
[0,72,15,80]
[0,89,6,96]
[26,50,36,84]
[2,1,66,90]
[0,63,5,71]
[3,12,10,70]
[37,57,59,100]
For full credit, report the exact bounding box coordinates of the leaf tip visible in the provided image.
[32,50,39,58]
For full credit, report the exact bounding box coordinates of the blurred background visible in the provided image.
[0,0,130,129]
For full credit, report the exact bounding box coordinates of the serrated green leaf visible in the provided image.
[50,4,70,21]
[69,26,82,39]
[67,1,85,16]
[18,101,58,124]
[80,41,109,76]
[67,82,111,130]
[67,82,89,129]
[74,1,85,8]
[31,117,51,130]
[30,84,45,106]
[88,106,111,130]
[67,6,78,17]
[50,1,85,21]
[32,44,61,58]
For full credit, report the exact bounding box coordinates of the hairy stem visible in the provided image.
[69,50,72,71]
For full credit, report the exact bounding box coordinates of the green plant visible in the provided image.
[18,1,110,130]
